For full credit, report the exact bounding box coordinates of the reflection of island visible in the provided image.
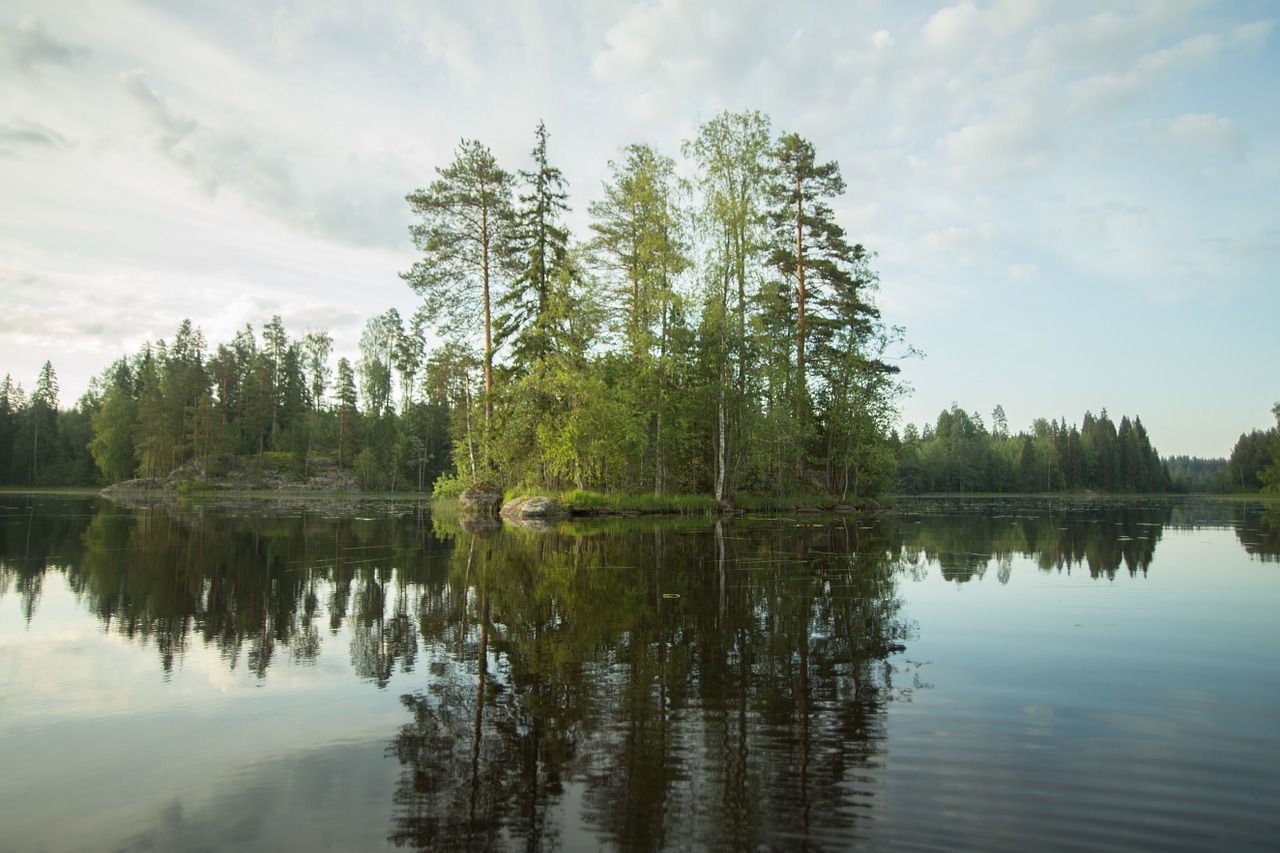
[387,519,908,851]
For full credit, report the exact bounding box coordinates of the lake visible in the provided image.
[1,495,1277,851]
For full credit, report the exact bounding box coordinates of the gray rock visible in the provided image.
[459,483,503,514]
[500,496,566,521]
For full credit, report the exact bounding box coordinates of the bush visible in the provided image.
[432,471,467,499]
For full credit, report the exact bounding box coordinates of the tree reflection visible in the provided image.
[0,497,450,676]
[388,516,908,851]
[887,497,1172,581]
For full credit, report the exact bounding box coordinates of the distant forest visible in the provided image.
[1,110,1277,499]
[3,346,1276,497]
[895,403,1278,495]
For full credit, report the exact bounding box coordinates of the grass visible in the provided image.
[557,490,720,515]
[498,486,718,515]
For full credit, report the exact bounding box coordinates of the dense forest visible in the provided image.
[1,111,1276,499]
[894,404,1170,494]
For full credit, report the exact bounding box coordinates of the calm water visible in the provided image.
[1,495,1277,852]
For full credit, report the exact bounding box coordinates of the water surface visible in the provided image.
[1,495,1277,851]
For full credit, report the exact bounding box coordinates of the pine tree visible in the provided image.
[403,139,516,428]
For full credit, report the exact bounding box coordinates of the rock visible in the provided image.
[500,496,566,521]
[459,515,503,535]
[99,455,363,498]
[516,496,561,518]
[100,477,169,496]
[459,483,503,514]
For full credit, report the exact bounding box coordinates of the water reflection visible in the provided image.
[388,518,907,850]
[1,495,1277,851]
[888,496,1220,580]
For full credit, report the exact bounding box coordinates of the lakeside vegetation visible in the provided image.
[891,402,1278,495]
[0,110,1276,501]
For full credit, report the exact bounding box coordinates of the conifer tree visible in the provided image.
[403,139,516,428]
[500,121,571,366]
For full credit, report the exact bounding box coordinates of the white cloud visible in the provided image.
[0,118,67,155]
[918,223,997,267]
[1066,33,1220,116]
[1231,19,1275,51]
[919,0,1048,56]
[940,107,1056,183]
[0,15,88,72]
[113,68,403,249]
[921,2,983,54]
[1167,112,1246,158]
[1008,262,1037,281]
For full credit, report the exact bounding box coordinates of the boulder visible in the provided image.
[500,496,566,521]
[459,483,503,514]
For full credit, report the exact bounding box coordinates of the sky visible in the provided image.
[1,0,1276,459]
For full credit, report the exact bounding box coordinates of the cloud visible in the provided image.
[1025,5,1193,71]
[1066,33,1220,116]
[115,69,199,153]
[1008,263,1037,281]
[918,223,997,267]
[919,0,1048,56]
[1076,200,1152,239]
[114,69,402,249]
[1167,113,1246,159]
[940,108,1056,183]
[412,7,485,93]
[0,118,67,156]
[920,2,983,53]
[1231,19,1275,51]
[0,16,88,72]
[591,0,783,118]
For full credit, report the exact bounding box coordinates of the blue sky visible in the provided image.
[1,0,1275,457]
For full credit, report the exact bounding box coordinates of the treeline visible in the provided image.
[892,404,1171,494]
[1219,407,1280,492]
[3,110,910,499]
[0,365,97,487]
[1163,409,1280,494]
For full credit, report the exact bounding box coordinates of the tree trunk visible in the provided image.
[482,205,493,430]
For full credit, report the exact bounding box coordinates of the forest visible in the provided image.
[1,110,1276,499]
[898,404,1167,494]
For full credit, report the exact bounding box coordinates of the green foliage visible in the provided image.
[402,138,517,421]
[1224,422,1277,492]
[1165,456,1228,493]
[432,471,469,500]
[895,406,1172,494]
[1259,403,1280,494]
